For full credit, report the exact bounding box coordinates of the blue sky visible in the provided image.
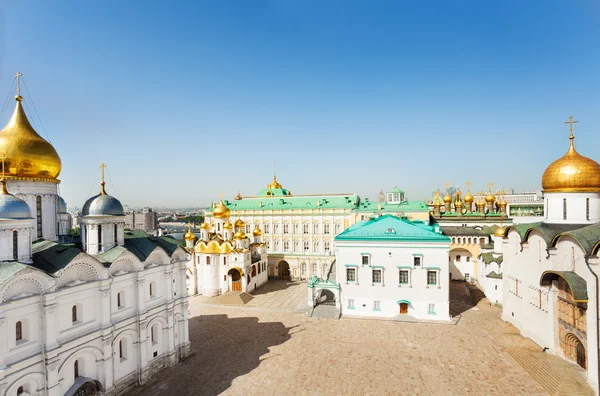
[0,0,598,208]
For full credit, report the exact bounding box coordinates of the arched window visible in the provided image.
[119,339,125,359]
[74,360,79,378]
[117,292,123,308]
[72,305,78,323]
[98,224,102,249]
[206,256,210,265]
[251,265,257,277]
[312,263,317,275]
[563,198,567,220]
[15,321,22,341]
[586,198,590,221]
[456,255,461,262]
[36,195,42,238]
[13,230,18,260]
[257,263,261,274]
[301,263,307,275]
[149,282,156,297]
[17,386,24,395]
[151,325,156,343]
[223,257,227,266]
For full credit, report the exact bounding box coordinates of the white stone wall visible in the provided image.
[8,179,60,242]
[502,230,599,392]
[544,192,600,224]
[0,250,191,395]
[81,217,125,255]
[335,240,450,321]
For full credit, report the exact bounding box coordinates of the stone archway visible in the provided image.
[228,267,242,292]
[564,333,586,370]
[277,260,290,280]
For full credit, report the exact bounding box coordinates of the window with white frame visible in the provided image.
[304,241,309,252]
[274,224,279,233]
[372,269,382,283]
[428,304,436,314]
[346,268,356,282]
[373,300,381,310]
[324,224,330,234]
[284,241,290,251]
[294,224,299,233]
[414,256,422,267]
[427,271,437,285]
[246,224,251,233]
[348,299,355,309]
[325,242,330,253]
[399,270,409,284]
[301,263,307,275]
[313,242,319,252]
[265,224,270,233]
[334,223,341,233]
[304,224,309,234]
[283,224,289,234]
[362,255,370,265]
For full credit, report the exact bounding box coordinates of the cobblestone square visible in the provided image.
[126,282,592,396]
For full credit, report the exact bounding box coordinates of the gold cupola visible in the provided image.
[494,226,506,237]
[234,230,246,240]
[252,226,262,236]
[184,223,196,241]
[267,175,283,190]
[234,192,243,200]
[542,117,600,193]
[485,189,495,205]
[234,218,245,228]
[224,220,233,230]
[200,221,210,230]
[212,200,231,218]
[0,80,62,181]
[443,191,452,204]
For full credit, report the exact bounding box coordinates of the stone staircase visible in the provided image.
[507,348,593,395]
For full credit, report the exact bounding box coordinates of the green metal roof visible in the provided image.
[387,187,405,194]
[480,252,503,265]
[335,215,450,243]
[540,270,587,302]
[486,271,503,279]
[354,199,428,213]
[31,240,83,274]
[506,222,584,246]
[0,261,29,282]
[95,245,128,265]
[552,223,600,256]
[208,195,359,212]
[255,187,292,197]
[441,226,488,237]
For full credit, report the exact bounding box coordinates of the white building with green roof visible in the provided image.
[205,180,432,282]
[334,215,451,321]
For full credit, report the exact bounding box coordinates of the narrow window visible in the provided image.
[17,386,24,395]
[74,360,79,378]
[301,263,307,275]
[586,198,590,221]
[151,326,156,343]
[456,255,461,262]
[33,195,43,238]
[348,299,354,309]
[466,257,471,262]
[414,257,421,267]
[428,304,436,314]
[72,305,78,323]
[206,256,210,265]
[324,224,330,234]
[362,255,369,265]
[427,271,437,285]
[325,242,330,253]
[12,230,18,260]
[149,282,154,297]
[311,263,317,275]
[15,321,22,341]
[98,224,102,249]
[114,224,118,244]
[223,257,227,266]
[346,268,356,282]
[563,198,567,220]
[373,300,381,310]
[117,292,122,308]
[303,224,308,234]
[119,339,124,359]
[304,242,309,252]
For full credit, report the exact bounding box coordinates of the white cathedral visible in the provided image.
[0,78,190,395]
[185,201,268,296]
[501,117,600,392]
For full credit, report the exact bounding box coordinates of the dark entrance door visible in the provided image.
[399,303,408,314]
[278,261,290,280]
[576,340,586,369]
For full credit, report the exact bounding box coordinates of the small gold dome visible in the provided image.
[234,218,245,228]
[213,200,230,218]
[542,134,600,193]
[184,230,195,241]
[476,200,485,208]
[464,192,474,204]
[498,198,507,207]
[224,221,233,229]
[455,200,463,207]
[200,222,210,230]
[234,230,246,240]
[443,193,452,204]
[433,199,441,207]
[252,226,262,236]
[494,226,506,237]
[268,176,283,189]
[0,96,62,180]
[234,192,243,200]
[485,191,495,204]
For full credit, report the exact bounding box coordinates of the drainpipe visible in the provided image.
[38,290,48,396]
[584,255,600,392]
[107,275,116,395]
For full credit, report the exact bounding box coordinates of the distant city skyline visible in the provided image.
[1,0,598,207]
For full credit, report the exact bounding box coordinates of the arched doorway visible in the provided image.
[277,260,290,280]
[398,300,410,314]
[228,268,242,292]
[66,378,102,396]
[564,333,586,369]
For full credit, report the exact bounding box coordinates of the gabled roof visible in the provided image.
[335,215,450,243]
[31,240,83,274]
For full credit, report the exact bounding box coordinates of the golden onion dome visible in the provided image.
[184,229,195,241]
[433,199,441,207]
[476,200,485,207]
[234,230,246,240]
[200,221,210,230]
[234,218,245,228]
[542,134,600,193]
[0,96,62,180]
[252,226,262,236]
[267,175,283,189]
[234,192,243,200]
[498,198,507,207]
[464,192,474,204]
[485,191,495,204]
[494,226,506,237]
[213,200,230,218]
[224,221,233,229]
[443,193,452,204]
[455,199,463,207]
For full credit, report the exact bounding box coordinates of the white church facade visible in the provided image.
[501,117,600,392]
[0,77,190,396]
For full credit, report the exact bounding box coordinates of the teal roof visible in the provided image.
[32,240,83,274]
[335,215,450,243]
[210,195,359,212]
[387,187,405,194]
[255,187,291,197]
[95,245,129,265]
[0,261,29,282]
[354,199,429,213]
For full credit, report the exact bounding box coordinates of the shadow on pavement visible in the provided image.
[250,279,301,296]
[125,314,295,396]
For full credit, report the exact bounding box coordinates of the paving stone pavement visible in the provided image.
[125,282,593,396]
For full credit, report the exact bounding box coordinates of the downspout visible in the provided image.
[39,290,48,396]
[107,274,116,394]
[584,254,600,392]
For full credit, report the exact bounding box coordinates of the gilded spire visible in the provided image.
[565,115,578,152]
[100,163,107,195]
[14,72,22,101]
